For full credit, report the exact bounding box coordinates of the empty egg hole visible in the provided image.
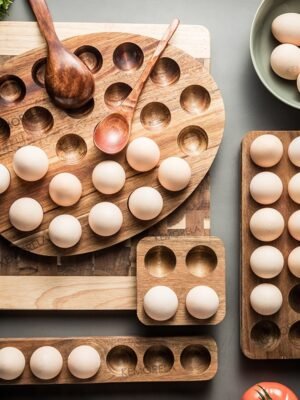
[0,75,26,104]
[113,42,144,71]
[104,82,132,109]
[65,98,95,119]
[106,345,138,376]
[22,106,54,134]
[186,245,217,278]
[32,58,46,87]
[289,284,300,313]
[56,133,87,165]
[250,320,281,349]
[74,45,103,73]
[145,246,176,278]
[140,102,171,131]
[180,85,211,115]
[150,57,180,87]
[0,118,10,145]
[143,345,174,374]
[180,345,211,374]
[289,322,300,347]
[178,126,208,156]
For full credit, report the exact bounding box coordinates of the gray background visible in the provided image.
[1,0,300,398]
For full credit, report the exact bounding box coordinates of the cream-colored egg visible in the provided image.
[250,134,283,167]
[0,347,25,381]
[288,173,300,204]
[250,246,284,279]
[49,173,82,207]
[126,137,160,172]
[250,172,283,204]
[30,346,63,380]
[272,13,300,46]
[0,164,10,194]
[129,187,163,220]
[89,202,123,236]
[68,345,101,379]
[297,74,300,92]
[288,136,300,167]
[250,208,284,242]
[9,197,43,232]
[92,161,125,195]
[13,145,48,182]
[270,44,300,80]
[288,247,300,278]
[288,210,300,240]
[49,215,82,248]
[143,286,178,321]
[250,284,283,316]
[186,286,219,320]
[158,157,191,191]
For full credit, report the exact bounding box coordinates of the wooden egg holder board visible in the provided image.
[0,22,219,312]
[241,131,300,360]
[0,336,217,385]
[137,236,225,325]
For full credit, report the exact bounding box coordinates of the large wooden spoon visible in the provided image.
[28,0,95,110]
[93,18,180,154]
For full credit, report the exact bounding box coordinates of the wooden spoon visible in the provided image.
[94,18,180,154]
[28,0,95,110]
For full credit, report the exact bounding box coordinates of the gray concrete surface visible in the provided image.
[1,0,300,398]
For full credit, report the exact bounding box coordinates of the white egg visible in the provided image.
[250,208,284,242]
[68,345,101,379]
[250,134,283,167]
[129,187,163,220]
[0,164,10,194]
[49,215,82,248]
[13,145,48,181]
[288,136,300,167]
[288,247,300,278]
[270,44,300,80]
[272,13,300,46]
[30,346,63,380]
[92,161,125,195]
[288,173,300,204]
[89,202,123,236]
[297,74,300,92]
[250,284,283,316]
[126,137,160,172]
[0,347,25,381]
[186,286,219,320]
[49,173,82,207]
[158,156,191,191]
[9,197,43,232]
[250,246,284,279]
[288,210,300,240]
[250,172,283,205]
[143,286,178,321]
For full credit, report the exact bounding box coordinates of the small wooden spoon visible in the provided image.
[94,18,180,154]
[28,0,95,110]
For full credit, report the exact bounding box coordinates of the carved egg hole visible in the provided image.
[150,57,180,87]
[186,245,217,278]
[113,42,144,71]
[145,245,176,278]
[143,345,174,374]
[250,320,281,350]
[180,85,211,115]
[289,321,300,348]
[104,82,132,109]
[32,58,46,87]
[74,45,103,73]
[180,345,211,374]
[65,98,95,119]
[178,126,208,156]
[0,75,26,104]
[106,345,138,376]
[56,134,87,165]
[289,284,300,313]
[140,102,171,131]
[0,118,10,145]
[22,106,54,134]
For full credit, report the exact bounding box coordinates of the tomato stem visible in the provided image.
[256,386,273,400]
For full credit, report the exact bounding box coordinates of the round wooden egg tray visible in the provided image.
[0,32,225,256]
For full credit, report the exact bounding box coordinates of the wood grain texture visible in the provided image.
[137,236,226,325]
[241,131,300,359]
[0,336,217,385]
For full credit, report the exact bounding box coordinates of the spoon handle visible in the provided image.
[28,0,59,45]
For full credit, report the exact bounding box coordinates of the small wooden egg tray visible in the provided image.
[136,236,226,325]
[0,335,217,385]
[0,31,224,257]
[241,130,300,359]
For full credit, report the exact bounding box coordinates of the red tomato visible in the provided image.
[242,382,298,400]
